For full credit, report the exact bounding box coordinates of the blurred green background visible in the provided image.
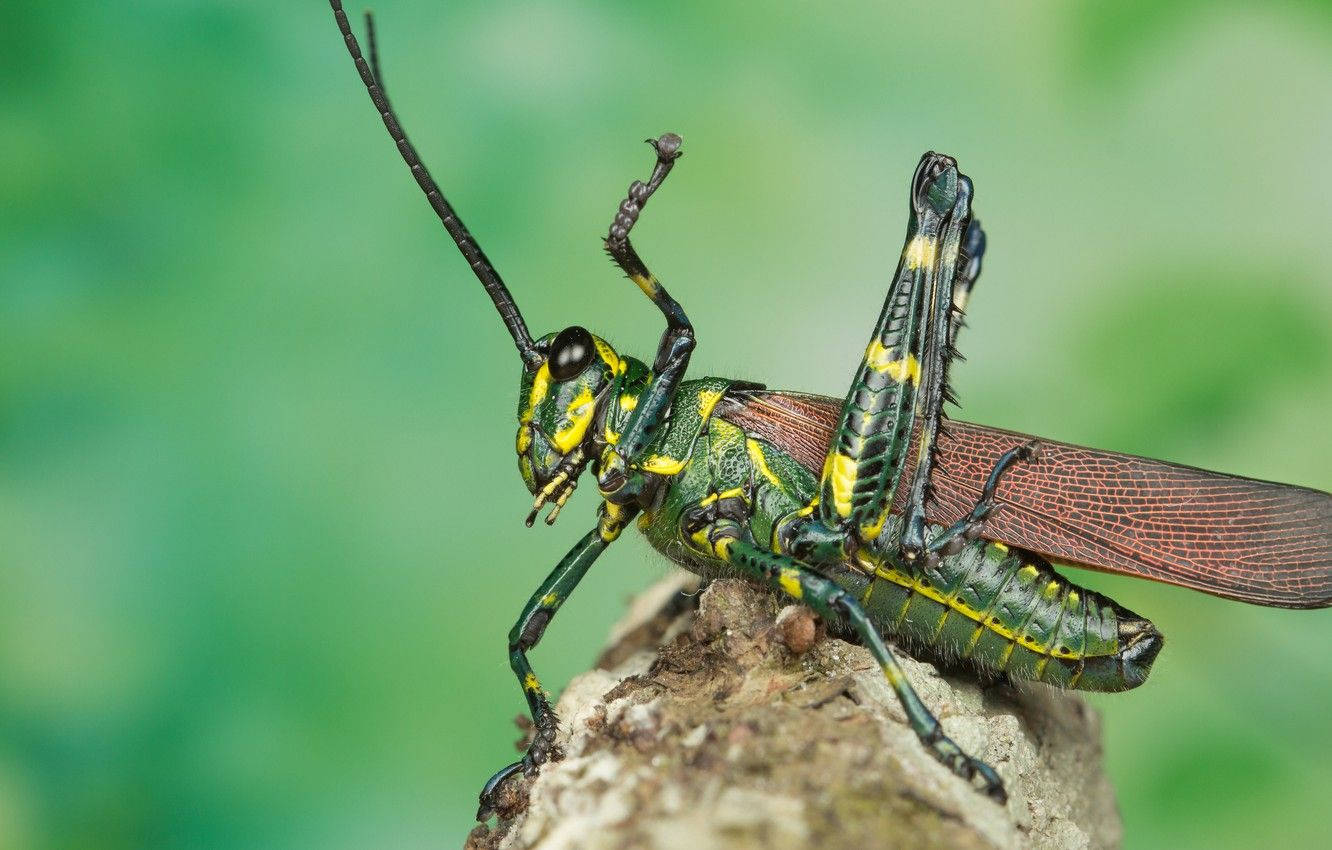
[3,1,1330,847]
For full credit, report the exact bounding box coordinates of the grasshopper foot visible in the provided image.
[648,132,682,161]
[475,711,564,820]
[928,731,1008,803]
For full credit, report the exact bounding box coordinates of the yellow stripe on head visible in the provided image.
[592,335,622,375]
[551,385,596,453]
[524,364,552,423]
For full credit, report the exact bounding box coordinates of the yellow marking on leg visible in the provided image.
[522,673,542,693]
[551,385,595,453]
[829,452,857,518]
[865,339,921,385]
[630,272,662,298]
[879,662,903,686]
[905,234,938,269]
[778,567,804,599]
[599,500,629,542]
[859,506,890,541]
[689,527,711,552]
[540,592,560,607]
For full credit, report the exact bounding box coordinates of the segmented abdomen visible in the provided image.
[852,516,1162,692]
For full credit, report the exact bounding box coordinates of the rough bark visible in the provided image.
[467,573,1121,850]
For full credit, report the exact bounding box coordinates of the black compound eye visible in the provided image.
[548,326,595,382]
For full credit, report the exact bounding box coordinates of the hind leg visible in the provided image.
[775,153,963,565]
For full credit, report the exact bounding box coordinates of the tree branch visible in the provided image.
[468,574,1121,849]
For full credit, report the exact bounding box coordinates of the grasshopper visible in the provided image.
[328,3,1332,814]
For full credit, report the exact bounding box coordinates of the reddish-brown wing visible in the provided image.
[717,390,1332,609]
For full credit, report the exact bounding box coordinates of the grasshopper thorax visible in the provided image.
[515,326,643,503]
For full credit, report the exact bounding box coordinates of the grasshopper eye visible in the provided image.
[548,326,595,381]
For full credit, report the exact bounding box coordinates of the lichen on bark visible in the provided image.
[467,573,1121,850]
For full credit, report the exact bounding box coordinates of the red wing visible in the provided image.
[717,390,1332,609]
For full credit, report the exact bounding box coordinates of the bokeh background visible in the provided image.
[3,1,1331,847]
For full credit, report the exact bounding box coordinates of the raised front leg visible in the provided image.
[476,503,637,820]
[684,518,1007,802]
[598,134,696,502]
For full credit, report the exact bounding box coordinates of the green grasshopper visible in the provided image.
[328,3,1332,814]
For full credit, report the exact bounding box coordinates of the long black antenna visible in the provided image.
[330,2,543,371]
[363,11,386,101]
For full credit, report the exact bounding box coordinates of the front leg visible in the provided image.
[476,503,636,820]
[598,135,696,500]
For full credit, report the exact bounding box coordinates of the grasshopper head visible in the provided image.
[515,326,623,502]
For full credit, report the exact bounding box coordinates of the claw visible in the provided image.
[649,132,683,160]
[929,732,1007,804]
[476,760,524,821]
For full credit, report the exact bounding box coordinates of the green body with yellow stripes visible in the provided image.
[494,146,1161,809]
[629,383,1154,693]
